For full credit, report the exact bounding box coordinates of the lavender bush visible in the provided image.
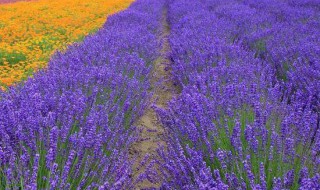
[157,0,320,189]
[0,0,165,189]
[1,0,319,189]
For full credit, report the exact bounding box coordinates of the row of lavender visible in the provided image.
[157,0,319,189]
[214,0,320,111]
[0,0,164,189]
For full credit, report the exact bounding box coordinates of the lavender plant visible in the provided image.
[157,0,320,189]
[0,0,165,189]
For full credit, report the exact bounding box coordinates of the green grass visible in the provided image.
[0,50,27,66]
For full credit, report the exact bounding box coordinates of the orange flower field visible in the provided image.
[0,0,134,88]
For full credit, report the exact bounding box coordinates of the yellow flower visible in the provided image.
[0,0,134,88]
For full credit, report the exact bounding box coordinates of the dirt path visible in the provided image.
[129,7,174,190]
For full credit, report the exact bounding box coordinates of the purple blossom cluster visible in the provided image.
[157,0,320,189]
[0,0,164,189]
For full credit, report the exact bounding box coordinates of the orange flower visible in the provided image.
[0,0,134,88]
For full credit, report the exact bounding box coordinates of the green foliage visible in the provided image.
[0,50,27,65]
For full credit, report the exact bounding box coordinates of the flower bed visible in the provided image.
[0,0,164,189]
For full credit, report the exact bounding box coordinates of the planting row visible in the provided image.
[157,0,319,189]
[212,0,320,110]
[0,0,164,189]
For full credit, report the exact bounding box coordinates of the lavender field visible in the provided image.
[0,0,319,189]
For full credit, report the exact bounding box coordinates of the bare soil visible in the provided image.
[129,8,175,190]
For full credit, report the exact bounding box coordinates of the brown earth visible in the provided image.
[129,7,176,190]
